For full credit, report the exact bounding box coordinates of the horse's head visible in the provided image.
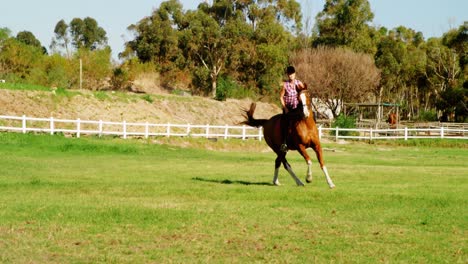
[298,83,311,119]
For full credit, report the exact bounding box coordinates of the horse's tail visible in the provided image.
[241,103,268,127]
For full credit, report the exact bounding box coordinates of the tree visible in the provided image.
[0,38,45,81]
[16,31,47,54]
[124,0,183,67]
[442,22,468,74]
[179,7,228,97]
[374,26,427,119]
[69,17,108,50]
[0,27,11,43]
[51,19,71,57]
[291,47,380,118]
[313,0,376,54]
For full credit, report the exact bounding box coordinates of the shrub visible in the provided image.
[417,110,438,121]
[331,114,358,136]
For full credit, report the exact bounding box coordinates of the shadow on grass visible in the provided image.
[192,177,273,186]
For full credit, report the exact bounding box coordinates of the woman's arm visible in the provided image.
[280,85,288,112]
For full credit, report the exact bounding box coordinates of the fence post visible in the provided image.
[224,125,228,139]
[318,125,322,140]
[166,123,171,137]
[441,127,444,139]
[77,118,81,138]
[145,122,149,139]
[242,125,246,140]
[404,127,408,140]
[369,128,373,141]
[99,120,103,137]
[22,115,26,134]
[335,126,339,141]
[205,124,210,138]
[258,127,263,141]
[186,124,191,137]
[123,121,127,139]
[50,117,54,135]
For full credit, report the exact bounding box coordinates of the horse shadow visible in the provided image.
[192,177,273,186]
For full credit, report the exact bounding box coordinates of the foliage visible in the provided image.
[313,0,376,54]
[141,94,154,103]
[110,67,132,91]
[76,47,112,90]
[69,17,108,50]
[374,26,427,119]
[436,86,468,122]
[15,31,46,54]
[125,0,302,98]
[291,47,380,117]
[417,110,438,121]
[330,114,358,136]
[0,38,45,82]
[0,82,51,91]
[215,75,246,101]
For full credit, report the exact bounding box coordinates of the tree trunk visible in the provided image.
[211,76,217,98]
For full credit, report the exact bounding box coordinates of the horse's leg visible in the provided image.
[282,157,305,186]
[273,155,282,186]
[311,143,336,189]
[297,145,313,183]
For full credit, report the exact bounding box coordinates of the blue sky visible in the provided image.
[1,0,466,60]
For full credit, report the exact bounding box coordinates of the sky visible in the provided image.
[1,0,467,61]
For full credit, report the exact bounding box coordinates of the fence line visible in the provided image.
[1,115,467,141]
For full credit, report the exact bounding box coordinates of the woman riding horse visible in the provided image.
[243,85,335,188]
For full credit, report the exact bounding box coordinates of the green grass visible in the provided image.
[0,133,466,263]
[0,82,52,91]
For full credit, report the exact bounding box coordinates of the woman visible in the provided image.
[279,66,305,152]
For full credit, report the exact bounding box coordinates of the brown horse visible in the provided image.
[242,89,335,188]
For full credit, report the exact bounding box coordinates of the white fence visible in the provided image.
[1,115,467,141]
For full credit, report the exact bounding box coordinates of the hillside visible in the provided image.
[0,88,281,125]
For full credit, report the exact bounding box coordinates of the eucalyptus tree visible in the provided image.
[313,0,376,54]
[124,0,183,68]
[442,22,468,80]
[69,17,108,50]
[374,26,427,119]
[124,0,303,98]
[15,31,42,49]
[233,0,303,96]
[425,38,464,121]
[51,19,71,57]
[179,5,229,97]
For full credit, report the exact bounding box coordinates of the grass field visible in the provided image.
[0,132,466,263]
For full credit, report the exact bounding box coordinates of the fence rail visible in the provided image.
[1,115,467,141]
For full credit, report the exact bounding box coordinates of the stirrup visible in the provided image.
[280,143,288,152]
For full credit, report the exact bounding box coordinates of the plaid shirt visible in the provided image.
[283,79,302,109]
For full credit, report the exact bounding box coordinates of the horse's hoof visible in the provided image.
[306,178,312,183]
[329,184,336,189]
